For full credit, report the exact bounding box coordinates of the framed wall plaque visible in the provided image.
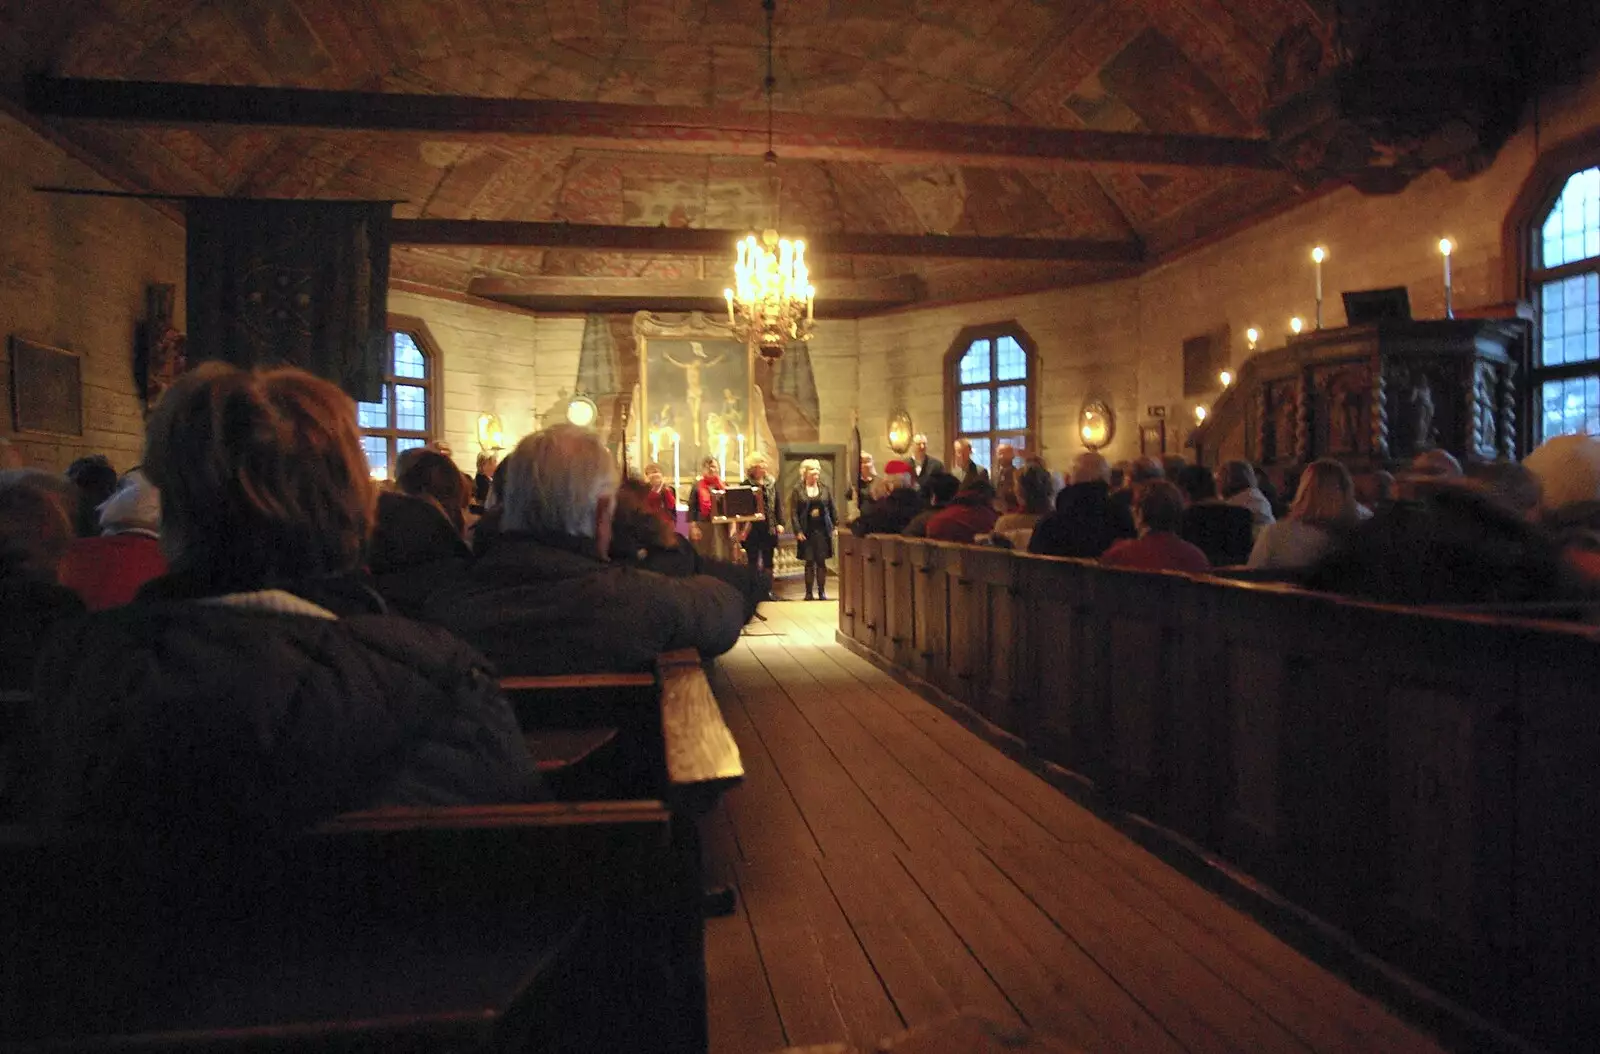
[9,337,83,437]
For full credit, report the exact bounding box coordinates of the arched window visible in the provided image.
[1530,165,1600,441]
[944,322,1038,473]
[357,316,441,479]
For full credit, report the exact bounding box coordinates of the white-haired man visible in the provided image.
[423,424,746,673]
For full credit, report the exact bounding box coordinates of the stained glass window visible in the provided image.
[948,327,1035,473]
[1532,165,1600,444]
[359,324,438,478]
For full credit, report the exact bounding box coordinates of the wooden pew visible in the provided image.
[500,649,745,1054]
[0,802,676,1053]
[834,538,1600,1050]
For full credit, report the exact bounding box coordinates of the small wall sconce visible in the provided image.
[476,412,505,452]
[887,409,913,454]
[1079,399,1114,451]
[566,393,598,428]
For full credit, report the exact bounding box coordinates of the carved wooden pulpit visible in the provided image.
[1192,319,1529,471]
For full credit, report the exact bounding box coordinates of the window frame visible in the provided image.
[942,321,1039,473]
[1505,129,1600,450]
[359,313,443,479]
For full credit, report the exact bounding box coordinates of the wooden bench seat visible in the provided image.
[0,801,674,1053]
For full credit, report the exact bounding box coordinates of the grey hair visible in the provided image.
[1216,460,1257,497]
[800,458,822,476]
[501,424,620,538]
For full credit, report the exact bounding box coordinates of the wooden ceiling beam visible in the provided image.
[393,220,1142,263]
[26,76,1281,174]
[465,275,921,318]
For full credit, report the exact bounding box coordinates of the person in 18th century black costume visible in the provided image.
[739,451,782,594]
[788,458,837,601]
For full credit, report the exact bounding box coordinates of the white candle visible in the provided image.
[718,434,728,478]
[1439,238,1455,318]
[724,288,735,325]
[672,433,681,506]
[738,433,746,474]
[1311,246,1327,329]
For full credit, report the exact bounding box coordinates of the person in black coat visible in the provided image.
[23,364,542,836]
[789,458,837,600]
[610,477,765,623]
[739,452,782,585]
[909,433,945,494]
[1175,464,1255,567]
[1029,452,1136,559]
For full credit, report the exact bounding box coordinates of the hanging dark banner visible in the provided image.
[186,199,391,403]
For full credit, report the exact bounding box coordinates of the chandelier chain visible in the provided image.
[725,0,814,361]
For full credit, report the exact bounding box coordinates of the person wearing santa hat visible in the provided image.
[850,459,923,537]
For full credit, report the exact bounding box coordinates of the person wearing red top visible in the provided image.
[1100,480,1211,575]
[641,462,677,526]
[925,477,1001,544]
[57,468,169,611]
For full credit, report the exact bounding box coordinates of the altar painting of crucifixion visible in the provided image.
[641,336,751,479]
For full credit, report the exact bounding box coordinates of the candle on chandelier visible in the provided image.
[1439,238,1455,319]
[1290,316,1305,335]
[1246,327,1260,351]
[724,288,735,325]
[1311,246,1327,329]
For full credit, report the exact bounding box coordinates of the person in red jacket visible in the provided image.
[56,468,169,611]
[925,477,1000,543]
[1100,480,1211,575]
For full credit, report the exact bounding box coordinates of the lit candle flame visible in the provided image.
[1290,317,1304,334]
[1194,405,1208,423]
[1311,246,1327,264]
[1219,370,1233,387]
[1439,238,1454,257]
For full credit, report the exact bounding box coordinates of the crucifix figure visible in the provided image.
[661,340,730,447]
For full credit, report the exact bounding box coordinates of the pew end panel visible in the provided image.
[861,534,888,656]
[880,535,919,670]
[906,539,949,687]
[838,532,857,640]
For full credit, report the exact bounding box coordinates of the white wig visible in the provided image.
[501,424,620,538]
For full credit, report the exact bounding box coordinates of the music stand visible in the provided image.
[1342,287,1412,325]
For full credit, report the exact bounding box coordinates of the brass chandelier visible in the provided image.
[724,0,815,363]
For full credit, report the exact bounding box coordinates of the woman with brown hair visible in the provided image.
[25,363,539,832]
[1247,457,1359,570]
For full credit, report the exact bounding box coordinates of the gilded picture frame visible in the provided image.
[634,311,756,487]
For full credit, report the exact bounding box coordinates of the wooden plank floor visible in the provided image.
[703,598,1451,1054]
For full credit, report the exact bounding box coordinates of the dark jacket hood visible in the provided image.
[27,581,538,832]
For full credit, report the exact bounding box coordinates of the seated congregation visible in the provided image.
[0,363,761,1051]
[846,433,1600,608]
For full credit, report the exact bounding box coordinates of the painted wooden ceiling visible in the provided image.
[0,0,1334,307]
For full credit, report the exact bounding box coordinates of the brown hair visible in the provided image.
[1290,458,1358,529]
[0,472,74,579]
[1136,479,1186,533]
[398,449,468,535]
[144,363,376,588]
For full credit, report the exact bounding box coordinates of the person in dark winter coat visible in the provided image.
[904,471,961,537]
[1029,452,1137,559]
[789,458,837,600]
[424,426,747,673]
[610,477,765,623]
[0,472,84,696]
[851,460,922,537]
[23,364,541,834]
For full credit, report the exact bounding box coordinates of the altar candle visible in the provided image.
[738,433,746,474]
[1311,246,1327,328]
[719,434,728,477]
[1439,238,1455,319]
[672,433,681,505]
